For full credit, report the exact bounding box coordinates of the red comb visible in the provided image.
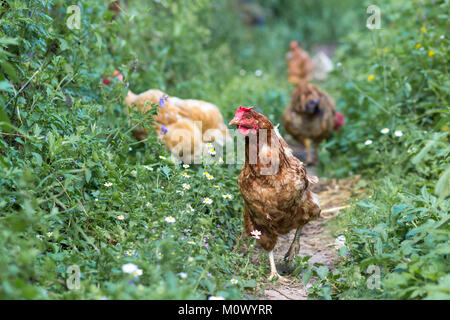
[238,106,254,112]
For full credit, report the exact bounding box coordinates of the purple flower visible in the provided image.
[217,224,221,228]
[159,98,165,108]
[10,197,16,202]
[151,229,155,233]
[217,210,220,214]
[59,176,64,181]
[161,125,168,134]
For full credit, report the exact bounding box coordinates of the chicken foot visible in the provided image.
[284,226,302,265]
[268,251,290,283]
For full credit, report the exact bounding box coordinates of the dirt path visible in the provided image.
[257,173,362,300]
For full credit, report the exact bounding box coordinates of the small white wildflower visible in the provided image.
[182,172,190,178]
[159,155,166,160]
[380,128,390,134]
[222,194,233,199]
[187,241,195,245]
[230,278,238,285]
[134,269,143,277]
[122,263,138,274]
[146,202,152,207]
[209,296,225,300]
[218,157,224,164]
[203,198,213,205]
[46,232,53,238]
[337,62,342,67]
[208,148,216,156]
[183,164,190,169]
[165,216,176,223]
[182,183,191,190]
[188,205,195,212]
[250,230,261,240]
[117,215,125,221]
[144,165,153,171]
[178,272,188,279]
[206,174,214,180]
[364,139,373,145]
[394,130,403,137]
[104,182,113,187]
[255,70,262,77]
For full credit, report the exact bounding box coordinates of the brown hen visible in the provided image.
[286,41,315,85]
[229,106,321,281]
[283,82,345,164]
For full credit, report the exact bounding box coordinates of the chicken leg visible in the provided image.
[268,251,290,283]
[284,226,302,265]
[303,138,313,165]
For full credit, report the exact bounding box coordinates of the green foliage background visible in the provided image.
[0,0,448,299]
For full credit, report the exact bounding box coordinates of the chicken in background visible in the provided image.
[235,0,266,26]
[312,51,334,82]
[286,40,315,85]
[283,82,345,165]
[125,88,230,164]
[229,106,321,281]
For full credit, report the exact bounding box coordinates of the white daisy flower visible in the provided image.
[364,139,373,145]
[183,164,190,169]
[104,182,113,187]
[188,205,195,212]
[214,185,221,190]
[206,143,213,148]
[230,278,239,285]
[46,232,53,238]
[159,155,166,160]
[218,157,224,164]
[182,183,191,190]
[203,198,213,205]
[144,165,153,171]
[117,215,125,220]
[380,128,390,134]
[178,272,188,279]
[146,202,152,207]
[165,216,176,223]
[208,148,216,156]
[182,172,190,178]
[208,296,225,300]
[187,241,195,245]
[250,230,261,240]
[394,130,403,137]
[134,269,143,277]
[122,263,138,274]
[203,171,209,176]
[206,174,214,180]
[222,194,233,199]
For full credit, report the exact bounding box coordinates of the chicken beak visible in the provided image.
[228,117,239,126]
